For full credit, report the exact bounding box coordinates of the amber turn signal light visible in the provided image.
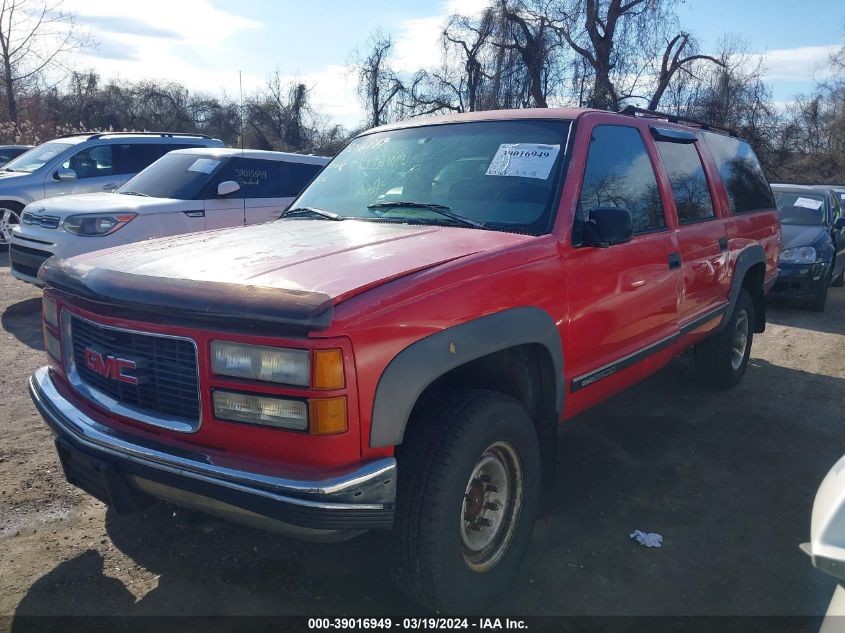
[313,348,345,390]
[309,397,347,435]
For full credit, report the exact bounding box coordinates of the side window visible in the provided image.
[280,162,323,197]
[578,125,665,235]
[62,145,113,179]
[215,158,280,199]
[113,144,167,175]
[655,141,716,224]
[702,132,774,214]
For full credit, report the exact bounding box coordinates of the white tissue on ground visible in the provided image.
[630,530,663,548]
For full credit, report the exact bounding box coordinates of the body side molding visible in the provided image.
[369,307,564,448]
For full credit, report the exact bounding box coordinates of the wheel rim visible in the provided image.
[0,208,19,245]
[459,441,524,573]
[731,309,749,370]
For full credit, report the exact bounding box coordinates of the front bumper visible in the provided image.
[9,239,51,285]
[770,262,829,300]
[29,366,396,541]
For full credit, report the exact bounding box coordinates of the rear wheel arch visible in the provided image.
[724,245,766,334]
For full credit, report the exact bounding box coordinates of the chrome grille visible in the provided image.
[68,314,200,430]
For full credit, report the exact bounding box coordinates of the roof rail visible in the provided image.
[620,106,738,137]
[55,131,214,140]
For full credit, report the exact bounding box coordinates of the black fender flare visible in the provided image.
[721,244,766,332]
[369,307,564,448]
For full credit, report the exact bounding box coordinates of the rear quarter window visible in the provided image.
[702,132,774,214]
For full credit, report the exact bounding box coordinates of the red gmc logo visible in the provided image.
[83,347,138,385]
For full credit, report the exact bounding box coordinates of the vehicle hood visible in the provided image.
[29,192,198,217]
[40,220,533,331]
[781,224,830,250]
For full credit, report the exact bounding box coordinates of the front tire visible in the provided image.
[694,288,754,389]
[394,390,541,613]
[0,203,23,252]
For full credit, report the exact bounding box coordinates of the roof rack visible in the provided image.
[620,106,738,137]
[55,131,214,140]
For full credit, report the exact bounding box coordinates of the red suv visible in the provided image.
[31,107,780,611]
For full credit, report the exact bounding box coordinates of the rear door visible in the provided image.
[653,128,729,328]
[244,160,324,225]
[564,122,682,393]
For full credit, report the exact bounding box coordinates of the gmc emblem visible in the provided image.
[83,347,138,385]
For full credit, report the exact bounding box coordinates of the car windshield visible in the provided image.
[774,191,826,226]
[2,142,73,173]
[291,119,571,234]
[118,153,223,200]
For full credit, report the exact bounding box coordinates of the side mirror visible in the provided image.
[582,207,634,248]
[834,217,845,230]
[802,454,845,583]
[56,167,77,181]
[217,180,240,197]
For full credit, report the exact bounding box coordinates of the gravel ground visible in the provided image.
[1,248,843,619]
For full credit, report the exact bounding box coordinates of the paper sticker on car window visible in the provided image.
[187,158,220,174]
[794,197,823,210]
[485,143,560,179]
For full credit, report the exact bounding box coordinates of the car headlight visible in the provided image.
[211,341,310,386]
[213,390,308,430]
[780,246,817,264]
[63,213,137,236]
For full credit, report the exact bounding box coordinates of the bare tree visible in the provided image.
[556,0,721,110]
[353,31,405,128]
[0,0,84,121]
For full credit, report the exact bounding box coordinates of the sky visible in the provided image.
[62,0,845,129]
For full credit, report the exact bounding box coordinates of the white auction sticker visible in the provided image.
[794,197,823,210]
[187,158,221,174]
[485,143,560,179]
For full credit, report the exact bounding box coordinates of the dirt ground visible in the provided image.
[1,247,844,620]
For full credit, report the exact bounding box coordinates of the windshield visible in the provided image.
[291,119,571,233]
[774,191,826,226]
[118,153,222,199]
[2,141,73,173]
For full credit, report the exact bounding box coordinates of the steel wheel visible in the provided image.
[730,309,749,370]
[460,441,524,572]
[0,207,20,245]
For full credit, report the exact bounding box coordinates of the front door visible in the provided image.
[564,124,681,396]
[203,159,245,229]
[43,145,127,198]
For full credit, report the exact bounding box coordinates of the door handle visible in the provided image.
[668,252,682,270]
[718,237,728,252]
[103,183,118,191]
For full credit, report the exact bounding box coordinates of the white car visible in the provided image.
[9,148,329,285]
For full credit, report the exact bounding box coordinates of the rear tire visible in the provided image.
[393,389,541,613]
[694,288,754,390]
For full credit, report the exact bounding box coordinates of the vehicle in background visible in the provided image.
[9,148,328,285]
[31,107,780,612]
[0,132,223,251]
[0,145,33,166]
[770,184,845,311]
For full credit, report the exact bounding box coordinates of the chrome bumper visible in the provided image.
[29,366,396,541]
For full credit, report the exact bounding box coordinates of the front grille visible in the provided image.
[21,212,60,229]
[69,315,200,426]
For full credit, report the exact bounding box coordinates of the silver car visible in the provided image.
[0,132,223,249]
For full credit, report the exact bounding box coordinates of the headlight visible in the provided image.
[213,390,308,430]
[63,213,137,236]
[42,296,58,327]
[780,246,817,264]
[211,341,310,386]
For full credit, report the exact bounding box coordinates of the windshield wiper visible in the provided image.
[367,201,485,228]
[120,190,150,197]
[280,206,343,221]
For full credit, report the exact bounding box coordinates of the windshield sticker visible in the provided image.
[187,158,220,174]
[794,197,823,210]
[485,143,560,179]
